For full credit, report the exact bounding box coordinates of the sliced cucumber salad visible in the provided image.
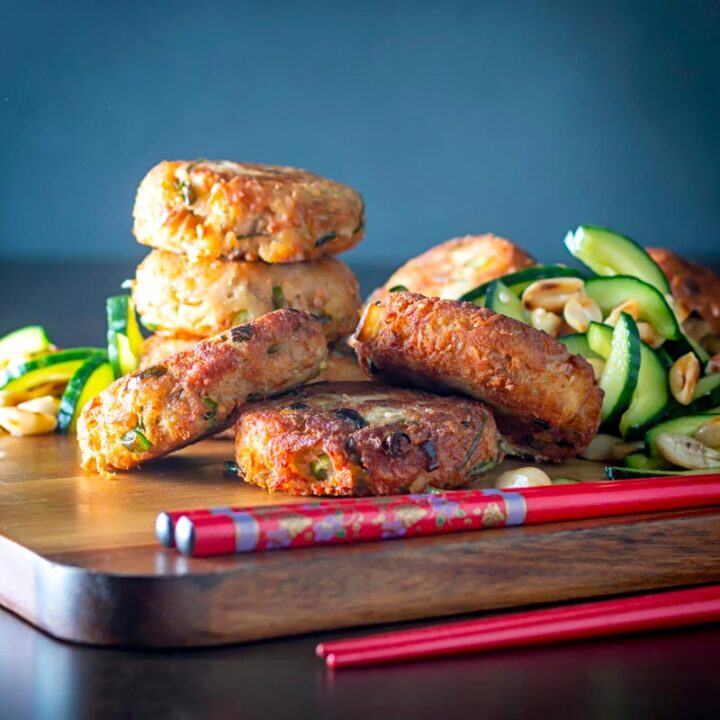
[459,223,719,476]
[0,292,143,436]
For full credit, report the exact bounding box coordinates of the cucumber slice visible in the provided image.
[623,453,671,471]
[57,356,114,434]
[0,348,106,392]
[107,295,144,378]
[588,315,641,427]
[646,413,720,457]
[564,225,670,294]
[485,280,528,323]
[584,277,681,340]
[588,321,670,438]
[458,265,586,304]
[665,375,720,419]
[604,465,709,480]
[619,341,670,440]
[0,325,52,364]
[559,333,602,360]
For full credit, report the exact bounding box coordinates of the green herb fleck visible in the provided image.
[230,324,254,343]
[389,285,408,293]
[136,365,167,381]
[202,397,218,423]
[470,459,497,478]
[456,421,486,471]
[313,313,333,325]
[120,427,152,453]
[267,344,280,355]
[271,286,285,310]
[309,454,332,480]
[224,460,239,476]
[315,231,337,247]
[233,309,250,324]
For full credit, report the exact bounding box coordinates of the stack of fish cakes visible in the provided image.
[130,160,367,381]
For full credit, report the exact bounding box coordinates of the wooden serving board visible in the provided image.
[1,434,719,648]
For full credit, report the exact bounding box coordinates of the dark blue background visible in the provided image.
[2,0,719,267]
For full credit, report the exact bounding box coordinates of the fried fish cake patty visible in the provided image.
[368,234,535,302]
[648,248,720,336]
[133,160,365,263]
[352,293,602,462]
[78,310,326,472]
[234,382,502,496]
[132,249,360,342]
[140,334,368,383]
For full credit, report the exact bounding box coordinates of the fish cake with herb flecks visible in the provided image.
[233,381,502,496]
[77,310,327,472]
[133,249,360,342]
[133,160,365,263]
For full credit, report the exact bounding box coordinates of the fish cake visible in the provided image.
[234,382,502,496]
[648,248,720,339]
[140,334,368,383]
[78,310,326,472]
[132,249,361,342]
[352,292,602,462]
[133,160,365,263]
[369,234,534,302]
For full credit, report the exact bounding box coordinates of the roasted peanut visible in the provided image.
[0,407,57,436]
[695,418,720,449]
[656,432,720,469]
[529,308,563,336]
[605,299,640,327]
[17,396,61,416]
[637,322,664,349]
[521,278,585,313]
[495,466,552,489]
[563,293,602,333]
[669,352,700,406]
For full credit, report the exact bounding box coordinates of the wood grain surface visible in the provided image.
[1,434,719,648]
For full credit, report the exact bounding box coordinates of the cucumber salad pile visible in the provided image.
[0,296,143,436]
[458,225,720,478]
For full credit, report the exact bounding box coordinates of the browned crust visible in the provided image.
[132,249,360,342]
[648,248,720,334]
[132,160,365,263]
[234,382,502,496]
[351,293,603,462]
[368,234,535,303]
[77,310,327,472]
[140,334,368,383]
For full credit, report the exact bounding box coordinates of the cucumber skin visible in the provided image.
[604,465,709,479]
[593,314,641,429]
[485,280,528,323]
[645,413,720,457]
[584,276,681,341]
[0,348,106,390]
[57,354,110,434]
[0,325,51,361]
[458,265,587,303]
[564,225,670,295]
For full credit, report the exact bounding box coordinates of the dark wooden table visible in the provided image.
[1,260,719,720]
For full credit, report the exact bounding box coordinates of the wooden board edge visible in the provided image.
[2,509,720,648]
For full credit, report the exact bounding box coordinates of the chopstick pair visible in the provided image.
[156,474,720,557]
[316,583,720,668]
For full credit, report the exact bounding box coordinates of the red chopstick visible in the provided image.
[162,474,720,557]
[318,584,720,668]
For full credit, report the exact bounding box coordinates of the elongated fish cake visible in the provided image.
[78,310,326,472]
[352,292,602,462]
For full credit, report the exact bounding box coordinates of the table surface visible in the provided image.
[1,259,719,720]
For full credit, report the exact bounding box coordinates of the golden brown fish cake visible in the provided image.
[133,160,365,263]
[352,292,602,462]
[368,234,535,302]
[648,248,720,342]
[77,310,326,472]
[132,250,360,342]
[234,381,502,496]
[140,333,368,383]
